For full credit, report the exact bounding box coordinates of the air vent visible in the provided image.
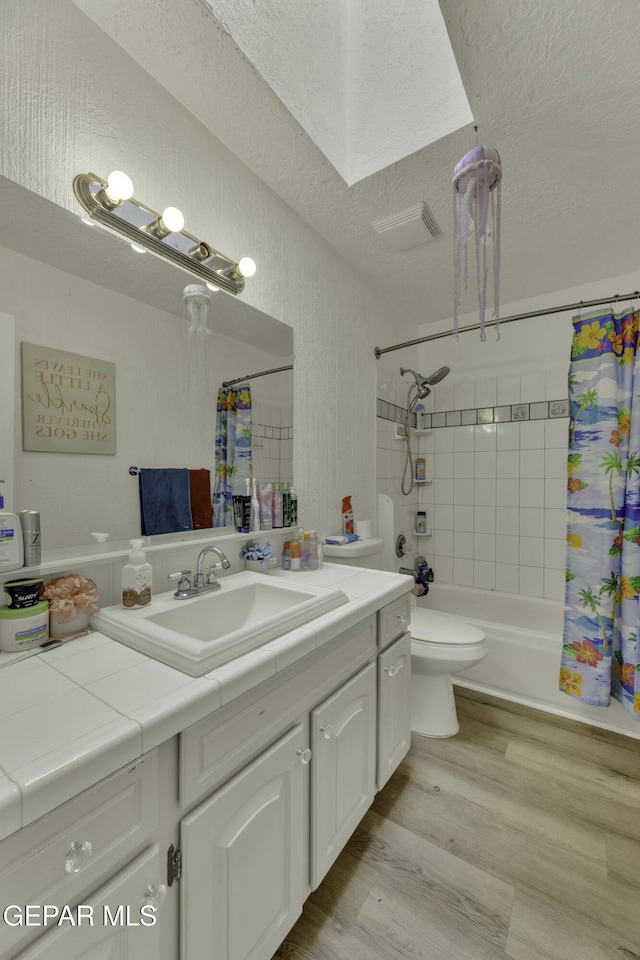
[372,202,442,252]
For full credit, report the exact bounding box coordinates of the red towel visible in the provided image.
[189,469,213,529]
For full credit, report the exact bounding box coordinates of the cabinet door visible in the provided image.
[311,662,376,888]
[377,632,412,789]
[14,844,166,960]
[180,723,309,960]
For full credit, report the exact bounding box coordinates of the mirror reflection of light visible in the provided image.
[80,217,94,226]
[130,242,145,253]
[206,282,220,292]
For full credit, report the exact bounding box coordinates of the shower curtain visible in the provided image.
[560,309,640,719]
[212,385,252,527]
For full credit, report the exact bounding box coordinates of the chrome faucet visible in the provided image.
[167,546,231,599]
[194,546,231,590]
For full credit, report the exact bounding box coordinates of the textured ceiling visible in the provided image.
[73,0,640,329]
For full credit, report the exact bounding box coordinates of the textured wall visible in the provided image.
[0,0,414,538]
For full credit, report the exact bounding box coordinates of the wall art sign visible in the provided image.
[21,343,116,454]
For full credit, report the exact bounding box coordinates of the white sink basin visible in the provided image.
[91,571,348,676]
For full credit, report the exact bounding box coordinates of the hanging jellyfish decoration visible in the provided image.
[452,145,502,341]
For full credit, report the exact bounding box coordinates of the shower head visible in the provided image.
[400,365,451,391]
[424,366,451,385]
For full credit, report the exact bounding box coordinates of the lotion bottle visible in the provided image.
[0,496,23,573]
[122,539,152,608]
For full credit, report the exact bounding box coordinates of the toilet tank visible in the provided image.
[322,537,384,568]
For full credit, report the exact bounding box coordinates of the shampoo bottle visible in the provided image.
[289,487,298,527]
[122,539,152,608]
[0,496,23,573]
[250,479,261,533]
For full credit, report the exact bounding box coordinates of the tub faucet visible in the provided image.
[194,546,231,591]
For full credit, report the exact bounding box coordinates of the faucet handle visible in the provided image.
[168,570,192,592]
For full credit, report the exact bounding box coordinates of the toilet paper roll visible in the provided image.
[355,519,374,540]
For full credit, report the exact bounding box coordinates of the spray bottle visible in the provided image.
[342,496,354,535]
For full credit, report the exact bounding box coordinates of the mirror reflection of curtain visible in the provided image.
[213,386,252,526]
[561,309,640,720]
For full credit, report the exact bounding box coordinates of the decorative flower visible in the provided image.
[42,575,99,622]
[240,541,276,561]
[566,533,582,548]
[571,640,603,667]
[634,692,640,715]
[613,660,635,688]
[559,668,584,697]
[575,321,607,351]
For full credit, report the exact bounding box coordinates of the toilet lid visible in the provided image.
[410,608,485,645]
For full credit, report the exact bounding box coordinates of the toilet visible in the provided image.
[410,606,487,737]
[323,505,487,738]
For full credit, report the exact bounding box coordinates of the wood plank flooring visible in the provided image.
[274,688,640,960]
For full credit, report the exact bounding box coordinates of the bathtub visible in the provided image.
[416,582,640,740]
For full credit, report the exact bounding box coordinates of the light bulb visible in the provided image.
[206,282,220,292]
[237,257,256,278]
[160,206,184,233]
[105,171,134,204]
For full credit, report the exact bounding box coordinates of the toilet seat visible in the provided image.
[410,608,485,646]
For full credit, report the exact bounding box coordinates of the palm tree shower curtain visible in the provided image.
[213,385,252,527]
[561,309,640,719]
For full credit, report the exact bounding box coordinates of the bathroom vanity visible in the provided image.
[0,565,412,960]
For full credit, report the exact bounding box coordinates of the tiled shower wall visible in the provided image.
[377,374,570,597]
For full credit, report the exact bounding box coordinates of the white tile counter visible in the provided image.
[0,564,412,840]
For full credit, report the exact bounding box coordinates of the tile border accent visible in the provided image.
[377,398,569,427]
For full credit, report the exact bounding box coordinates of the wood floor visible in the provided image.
[275,688,640,960]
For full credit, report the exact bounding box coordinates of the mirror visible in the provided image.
[0,176,293,550]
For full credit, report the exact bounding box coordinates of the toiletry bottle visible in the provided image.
[289,487,298,527]
[308,530,318,570]
[415,457,426,481]
[301,531,311,571]
[272,483,283,528]
[250,479,261,533]
[122,539,152,608]
[414,402,424,429]
[282,542,291,571]
[258,481,273,530]
[416,510,427,534]
[0,496,23,573]
[18,510,41,566]
[290,539,301,570]
[282,483,291,528]
[342,496,354,535]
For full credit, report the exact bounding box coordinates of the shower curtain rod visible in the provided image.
[222,364,293,388]
[374,290,640,358]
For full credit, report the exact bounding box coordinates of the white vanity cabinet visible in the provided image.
[0,751,160,960]
[14,845,165,960]
[0,588,413,960]
[180,723,309,960]
[377,632,412,789]
[311,662,377,887]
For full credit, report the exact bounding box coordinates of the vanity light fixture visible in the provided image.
[73,171,256,295]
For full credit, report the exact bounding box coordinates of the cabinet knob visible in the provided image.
[65,840,94,873]
[296,747,312,765]
[143,883,168,912]
[319,724,334,740]
[396,612,407,623]
[384,664,400,677]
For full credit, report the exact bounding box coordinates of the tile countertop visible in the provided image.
[0,565,412,839]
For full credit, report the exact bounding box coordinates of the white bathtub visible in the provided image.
[417,582,640,740]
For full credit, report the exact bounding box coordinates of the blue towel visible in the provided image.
[139,469,193,536]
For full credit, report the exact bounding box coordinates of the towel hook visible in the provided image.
[129,466,140,476]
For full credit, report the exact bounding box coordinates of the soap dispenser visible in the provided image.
[0,496,23,573]
[122,539,152,608]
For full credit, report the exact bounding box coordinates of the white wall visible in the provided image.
[391,269,640,597]
[2,246,290,547]
[0,0,417,539]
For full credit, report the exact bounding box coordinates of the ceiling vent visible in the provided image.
[372,202,441,252]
